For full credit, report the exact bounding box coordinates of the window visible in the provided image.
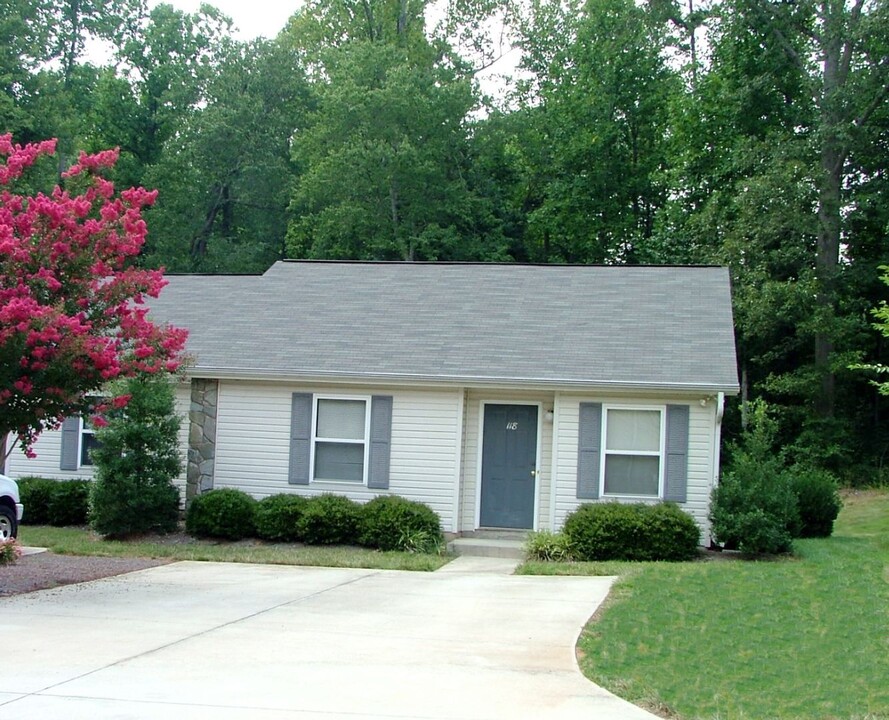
[79,412,102,467]
[602,407,664,497]
[312,397,370,483]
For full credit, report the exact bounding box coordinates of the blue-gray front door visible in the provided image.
[479,404,538,529]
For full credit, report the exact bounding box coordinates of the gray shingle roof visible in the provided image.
[148,261,739,392]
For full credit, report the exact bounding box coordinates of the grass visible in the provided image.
[17,525,452,572]
[524,489,889,720]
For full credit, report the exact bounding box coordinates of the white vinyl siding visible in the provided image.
[212,380,462,531]
[553,394,716,538]
[460,389,555,532]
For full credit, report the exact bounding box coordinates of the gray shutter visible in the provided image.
[288,393,313,485]
[367,395,393,490]
[576,402,602,499]
[664,404,690,502]
[60,416,80,471]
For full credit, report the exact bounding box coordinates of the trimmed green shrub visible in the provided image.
[16,477,57,525]
[254,494,308,542]
[359,495,442,552]
[298,494,363,545]
[710,457,801,555]
[186,488,258,540]
[563,502,700,562]
[789,467,842,538]
[90,375,182,538]
[48,480,90,526]
[17,478,91,526]
[525,530,574,561]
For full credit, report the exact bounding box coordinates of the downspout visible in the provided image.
[709,392,725,548]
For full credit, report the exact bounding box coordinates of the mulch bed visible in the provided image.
[0,552,172,597]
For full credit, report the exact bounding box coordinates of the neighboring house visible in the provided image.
[6,261,739,539]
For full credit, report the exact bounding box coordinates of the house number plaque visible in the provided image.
[506,422,519,430]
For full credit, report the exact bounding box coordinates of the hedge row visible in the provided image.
[17,477,91,526]
[526,502,701,562]
[185,490,443,554]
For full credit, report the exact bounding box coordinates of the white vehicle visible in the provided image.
[0,474,24,540]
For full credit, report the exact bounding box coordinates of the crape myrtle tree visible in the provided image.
[0,134,187,458]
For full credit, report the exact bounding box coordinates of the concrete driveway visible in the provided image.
[0,558,659,719]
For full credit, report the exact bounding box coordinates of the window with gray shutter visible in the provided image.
[60,416,80,470]
[664,404,690,502]
[367,395,393,489]
[288,393,313,485]
[576,403,602,499]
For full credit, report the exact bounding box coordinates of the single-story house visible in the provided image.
[4,261,739,539]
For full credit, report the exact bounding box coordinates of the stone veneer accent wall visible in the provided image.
[187,379,218,501]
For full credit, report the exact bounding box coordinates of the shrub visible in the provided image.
[359,495,442,552]
[525,530,573,561]
[710,401,801,555]
[48,480,91,526]
[710,457,800,555]
[185,488,258,540]
[17,478,91,526]
[254,494,308,542]
[90,375,182,538]
[789,467,842,538]
[563,502,700,562]
[0,538,22,566]
[298,494,363,545]
[16,477,57,525]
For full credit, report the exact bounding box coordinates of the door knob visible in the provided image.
[531,470,539,477]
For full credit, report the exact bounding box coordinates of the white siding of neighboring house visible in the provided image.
[459,389,556,533]
[211,380,463,532]
[4,383,192,494]
[552,393,717,540]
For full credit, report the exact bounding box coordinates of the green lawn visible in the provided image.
[17,525,451,572]
[524,490,889,720]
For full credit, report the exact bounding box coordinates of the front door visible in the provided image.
[479,404,538,529]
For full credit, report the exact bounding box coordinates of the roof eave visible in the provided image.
[179,365,740,396]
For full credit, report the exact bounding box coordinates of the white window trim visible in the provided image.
[78,417,96,468]
[310,394,371,485]
[599,404,666,500]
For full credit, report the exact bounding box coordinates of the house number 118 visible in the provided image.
[506,422,519,430]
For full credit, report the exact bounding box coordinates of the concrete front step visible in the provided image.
[447,537,526,560]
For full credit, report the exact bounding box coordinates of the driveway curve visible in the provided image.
[0,559,659,719]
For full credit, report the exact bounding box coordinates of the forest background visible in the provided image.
[2,0,888,482]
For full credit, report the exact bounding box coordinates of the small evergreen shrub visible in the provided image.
[563,502,700,562]
[525,530,574,561]
[90,375,183,538]
[298,494,363,545]
[710,461,800,555]
[710,401,801,555]
[789,467,842,538]
[186,488,258,540]
[359,495,442,552]
[254,494,308,542]
[16,477,57,525]
[48,480,91,526]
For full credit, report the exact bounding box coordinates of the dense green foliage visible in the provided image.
[297,494,363,545]
[17,477,90,526]
[359,495,443,552]
[789,467,843,538]
[254,494,308,542]
[563,502,700,561]
[185,488,258,540]
[4,0,889,476]
[90,375,182,538]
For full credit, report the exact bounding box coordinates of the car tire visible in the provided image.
[0,505,17,540]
